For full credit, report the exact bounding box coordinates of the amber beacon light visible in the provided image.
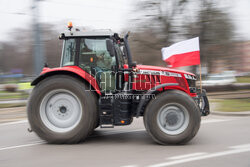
[67,22,73,31]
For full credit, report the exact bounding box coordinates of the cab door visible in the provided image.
[78,38,117,93]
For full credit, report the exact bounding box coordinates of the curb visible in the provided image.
[0,106,26,112]
[0,100,27,105]
[211,111,250,117]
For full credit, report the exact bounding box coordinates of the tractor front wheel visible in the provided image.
[144,90,201,145]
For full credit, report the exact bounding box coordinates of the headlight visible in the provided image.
[166,72,182,77]
[184,74,196,80]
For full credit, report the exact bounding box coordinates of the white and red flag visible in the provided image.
[161,37,200,68]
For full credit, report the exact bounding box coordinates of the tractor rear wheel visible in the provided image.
[27,75,98,144]
[144,90,201,145]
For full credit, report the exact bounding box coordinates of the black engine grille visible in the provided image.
[187,79,196,87]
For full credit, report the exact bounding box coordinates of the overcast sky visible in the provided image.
[228,0,250,40]
[0,0,250,42]
[0,0,134,41]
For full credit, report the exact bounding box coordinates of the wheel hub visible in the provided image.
[165,112,179,126]
[59,106,67,114]
[157,103,190,135]
[40,89,82,133]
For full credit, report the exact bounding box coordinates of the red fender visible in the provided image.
[31,66,101,95]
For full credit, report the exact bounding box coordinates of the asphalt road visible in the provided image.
[0,115,250,167]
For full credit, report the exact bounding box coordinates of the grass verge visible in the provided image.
[0,94,29,100]
[211,98,250,112]
[0,91,29,100]
[0,103,26,109]
[237,77,250,83]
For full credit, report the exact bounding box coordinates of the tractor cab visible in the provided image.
[59,30,127,92]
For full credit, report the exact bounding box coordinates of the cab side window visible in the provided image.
[79,38,116,73]
[62,39,76,66]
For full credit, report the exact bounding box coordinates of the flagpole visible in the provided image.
[199,64,202,94]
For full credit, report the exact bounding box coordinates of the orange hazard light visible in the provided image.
[67,21,73,29]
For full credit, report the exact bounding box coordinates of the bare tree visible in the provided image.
[128,0,235,73]
[128,0,191,66]
[185,0,235,72]
[0,24,62,75]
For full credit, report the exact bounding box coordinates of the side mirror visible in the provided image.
[106,39,115,57]
[131,62,137,68]
[59,33,65,40]
[121,46,127,58]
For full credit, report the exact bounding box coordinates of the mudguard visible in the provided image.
[31,66,101,95]
[135,83,179,117]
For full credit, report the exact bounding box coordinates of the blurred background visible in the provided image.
[0,0,250,120]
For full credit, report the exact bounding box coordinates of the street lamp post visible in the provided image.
[32,0,45,76]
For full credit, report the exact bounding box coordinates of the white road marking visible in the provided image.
[120,165,138,167]
[0,129,145,152]
[229,143,250,149]
[148,144,250,167]
[0,141,45,151]
[0,118,234,153]
[168,152,207,160]
[0,120,28,127]
[201,119,230,124]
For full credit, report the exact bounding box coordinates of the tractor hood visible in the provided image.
[135,65,195,76]
[127,64,197,94]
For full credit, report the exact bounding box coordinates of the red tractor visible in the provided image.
[27,25,209,144]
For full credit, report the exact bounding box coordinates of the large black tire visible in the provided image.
[143,90,201,145]
[27,75,98,144]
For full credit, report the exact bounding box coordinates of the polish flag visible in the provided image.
[161,37,200,68]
